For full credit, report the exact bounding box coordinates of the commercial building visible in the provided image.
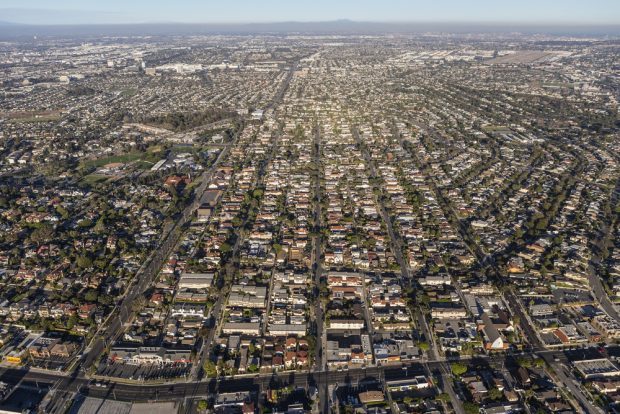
[573,358,620,379]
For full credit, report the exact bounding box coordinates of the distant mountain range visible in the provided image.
[0,17,618,39]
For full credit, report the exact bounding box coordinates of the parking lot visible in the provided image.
[96,361,192,381]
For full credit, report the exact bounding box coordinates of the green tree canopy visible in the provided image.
[451,362,468,377]
[30,223,54,245]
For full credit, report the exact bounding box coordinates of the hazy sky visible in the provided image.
[1,0,619,25]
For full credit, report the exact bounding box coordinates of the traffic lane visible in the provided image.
[0,359,498,396]
[83,138,238,370]
[80,367,420,402]
[3,347,620,403]
[541,353,601,414]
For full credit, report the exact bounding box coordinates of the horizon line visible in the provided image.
[0,16,620,26]
[2,18,620,27]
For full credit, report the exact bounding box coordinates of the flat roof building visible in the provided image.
[573,358,620,379]
[178,273,215,290]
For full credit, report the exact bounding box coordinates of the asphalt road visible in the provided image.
[80,135,237,373]
[190,62,297,383]
[1,345,617,414]
[0,361,449,402]
[2,348,603,403]
[311,123,330,413]
[539,352,604,414]
[353,126,466,414]
[586,182,620,323]
[503,289,545,351]
[352,128,410,282]
[6,64,614,414]
[425,362,466,414]
[81,61,300,378]
[588,261,620,322]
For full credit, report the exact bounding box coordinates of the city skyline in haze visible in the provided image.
[1,0,619,26]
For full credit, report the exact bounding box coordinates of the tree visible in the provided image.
[76,255,93,269]
[436,393,450,403]
[84,289,98,302]
[451,362,468,377]
[93,217,106,234]
[463,402,480,414]
[30,223,54,245]
[94,258,108,271]
[513,227,524,240]
[98,294,113,306]
[220,243,232,254]
[132,295,147,311]
[488,387,503,401]
[66,314,78,330]
[516,356,532,368]
[55,205,69,219]
[204,360,217,377]
[78,219,93,228]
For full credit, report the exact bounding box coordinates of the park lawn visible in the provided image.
[8,115,61,123]
[81,174,110,185]
[80,149,165,169]
[80,152,144,169]
[4,110,62,123]
[133,160,156,170]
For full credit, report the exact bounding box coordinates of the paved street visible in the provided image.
[2,347,613,406]
[0,24,618,414]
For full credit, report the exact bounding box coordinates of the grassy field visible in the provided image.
[80,146,164,170]
[133,160,157,170]
[81,174,110,185]
[4,110,62,123]
[80,152,145,169]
